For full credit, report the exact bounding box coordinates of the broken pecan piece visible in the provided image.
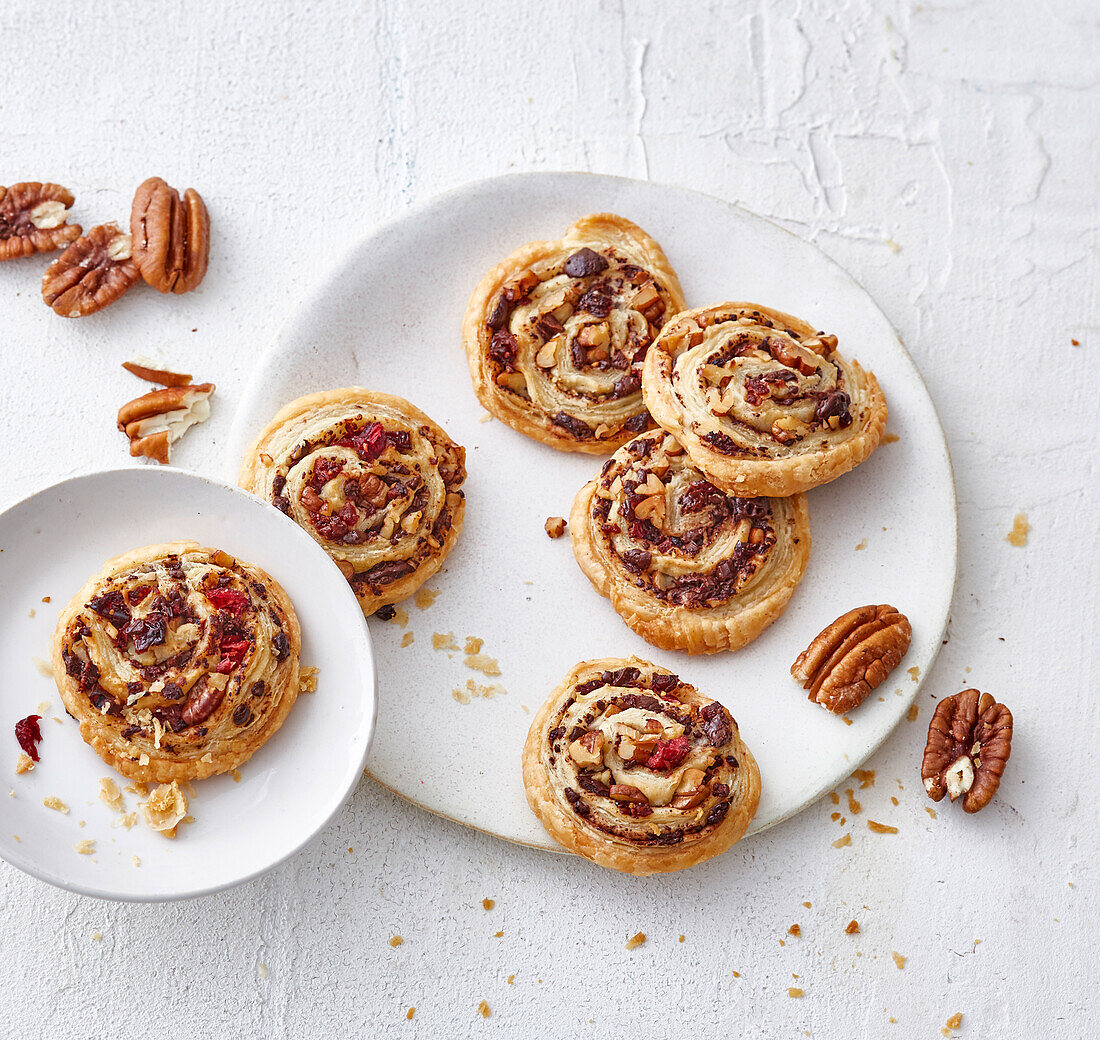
[791,604,912,714]
[130,177,210,294]
[117,382,215,463]
[921,689,1012,813]
[41,223,139,317]
[0,182,81,260]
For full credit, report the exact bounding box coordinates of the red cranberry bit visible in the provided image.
[337,421,388,461]
[205,588,250,615]
[216,638,250,674]
[645,736,690,771]
[86,591,131,627]
[309,456,344,489]
[15,715,43,761]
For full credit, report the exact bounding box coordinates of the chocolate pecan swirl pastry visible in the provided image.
[642,303,887,496]
[522,657,761,874]
[570,430,811,654]
[240,389,466,616]
[51,541,301,783]
[463,214,687,453]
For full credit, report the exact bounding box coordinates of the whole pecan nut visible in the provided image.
[130,177,210,294]
[791,604,912,714]
[41,223,139,317]
[0,182,82,260]
[921,689,1012,813]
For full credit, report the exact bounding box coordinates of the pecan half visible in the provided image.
[921,690,1012,813]
[41,223,139,317]
[130,177,210,294]
[0,182,81,260]
[791,605,912,714]
[117,382,215,463]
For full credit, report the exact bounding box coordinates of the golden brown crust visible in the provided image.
[522,656,760,874]
[462,213,687,453]
[642,302,887,496]
[239,388,466,616]
[570,430,811,654]
[51,541,301,783]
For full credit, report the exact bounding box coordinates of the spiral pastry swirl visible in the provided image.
[522,657,761,875]
[240,389,466,616]
[52,541,301,783]
[642,302,887,496]
[463,213,687,453]
[571,429,810,654]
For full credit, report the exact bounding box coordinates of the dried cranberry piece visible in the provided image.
[206,589,250,615]
[161,681,184,701]
[14,714,42,761]
[86,591,130,627]
[217,638,250,674]
[310,456,344,488]
[89,692,121,716]
[680,480,728,514]
[563,247,609,278]
[577,288,612,318]
[646,736,690,771]
[126,585,152,606]
[337,421,388,461]
[488,328,518,366]
[119,610,170,653]
[152,704,188,733]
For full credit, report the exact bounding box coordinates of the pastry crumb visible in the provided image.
[15,753,34,774]
[389,935,403,948]
[853,769,875,788]
[829,791,839,805]
[832,833,851,848]
[42,596,51,603]
[74,839,95,855]
[679,934,685,942]
[907,703,919,722]
[406,1008,415,1020]
[908,666,920,681]
[855,538,867,551]
[257,963,268,979]
[507,975,514,985]
[99,777,125,811]
[788,924,800,937]
[44,795,69,813]
[845,920,859,934]
[464,636,484,654]
[132,854,141,867]
[33,657,53,679]
[477,1000,491,1018]
[493,930,503,938]
[625,932,646,950]
[891,951,907,969]
[414,587,439,610]
[464,653,501,676]
[544,516,566,539]
[114,812,138,830]
[845,789,862,814]
[942,1012,963,1035]
[882,432,900,443]
[788,987,804,998]
[300,666,320,693]
[432,631,459,651]
[478,411,494,423]
[1005,512,1029,547]
[452,688,471,705]
[868,820,898,834]
[482,898,495,910]
[92,931,103,941]
[400,632,414,648]
[926,806,937,819]
[140,781,188,837]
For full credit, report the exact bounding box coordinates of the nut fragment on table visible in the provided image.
[117,382,215,464]
[544,516,567,539]
[41,223,139,317]
[791,604,912,714]
[130,177,210,294]
[122,355,193,387]
[921,689,1012,813]
[0,182,82,260]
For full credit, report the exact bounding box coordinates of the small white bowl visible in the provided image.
[0,467,375,901]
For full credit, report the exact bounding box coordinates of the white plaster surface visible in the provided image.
[0,1,1095,1036]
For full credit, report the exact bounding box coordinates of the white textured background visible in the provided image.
[1,1,1096,1037]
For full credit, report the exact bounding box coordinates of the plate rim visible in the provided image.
[230,170,959,851]
[0,465,378,902]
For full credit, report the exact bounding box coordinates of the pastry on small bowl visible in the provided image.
[522,656,760,875]
[463,213,686,453]
[642,302,887,496]
[240,388,466,616]
[52,541,301,783]
[571,429,810,654]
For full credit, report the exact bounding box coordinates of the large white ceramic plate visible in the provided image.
[0,468,375,899]
[228,172,955,852]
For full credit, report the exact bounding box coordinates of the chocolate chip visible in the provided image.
[161,681,184,701]
[551,412,593,439]
[563,247,609,278]
[577,288,612,318]
[814,389,852,426]
[272,630,290,661]
[535,313,565,339]
[620,549,652,573]
[488,328,518,366]
[612,372,640,398]
[486,292,508,329]
[233,703,252,726]
[250,680,265,698]
[376,604,396,621]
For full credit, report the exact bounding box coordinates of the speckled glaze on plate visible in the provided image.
[0,468,375,900]
[228,172,956,855]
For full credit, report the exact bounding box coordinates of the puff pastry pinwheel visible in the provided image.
[463,213,687,453]
[52,541,301,783]
[642,303,887,496]
[240,389,466,616]
[570,429,810,654]
[522,657,760,874]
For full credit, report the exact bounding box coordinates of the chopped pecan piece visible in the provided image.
[41,223,139,317]
[117,382,215,463]
[122,356,192,387]
[791,605,912,714]
[921,689,1012,813]
[0,182,81,260]
[567,730,604,767]
[130,177,210,293]
[609,783,648,804]
[544,516,567,539]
